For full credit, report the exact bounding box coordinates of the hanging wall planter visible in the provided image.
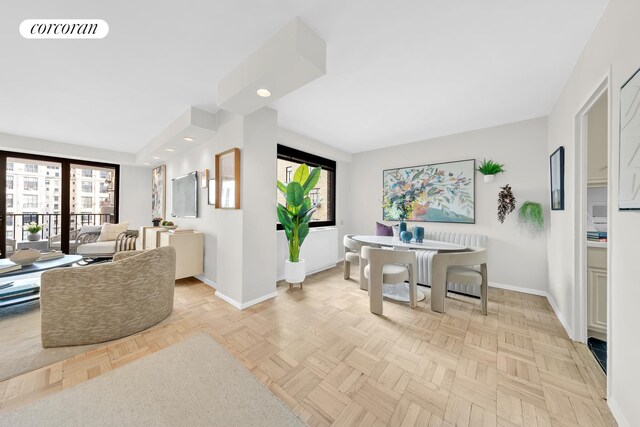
[519,201,544,233]
[477,159,505,183]
[497,184,516,223]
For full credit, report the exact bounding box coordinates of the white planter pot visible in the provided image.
[27,232,41,241]
[483,174,495,183]
[284,259,306,283]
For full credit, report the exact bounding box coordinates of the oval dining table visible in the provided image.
[351,235,468,303]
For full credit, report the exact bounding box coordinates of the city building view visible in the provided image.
[5,159,115,246]
[276,158,331,222]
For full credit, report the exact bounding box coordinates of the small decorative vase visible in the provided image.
[152,219,161,227]
[284,259,306,283]
[414,226,425,243]
[400,231,413,243]
[27,232,41,242]
[483,174,495,183]
[399,222,407,233]
[10,248,41,266]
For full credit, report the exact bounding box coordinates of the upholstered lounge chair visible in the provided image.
[40,246,176,347]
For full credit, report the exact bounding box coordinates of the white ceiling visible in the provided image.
[0,0,608,154]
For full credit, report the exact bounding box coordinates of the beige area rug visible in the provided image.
[0,301,182,382]
[0,333,304,427]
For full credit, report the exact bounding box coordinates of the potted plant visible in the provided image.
[23,222,43,241]
[477,159,505,183]
[277,164,321,284]
[152,217,162,227]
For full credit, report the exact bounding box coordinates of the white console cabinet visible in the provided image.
[140,227,204,280]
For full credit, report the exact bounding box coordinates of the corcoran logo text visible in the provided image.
[20,19,109,39]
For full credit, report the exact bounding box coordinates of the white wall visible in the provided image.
[118,165,151,230]
[547,0,640,424]
[163,109,279,308]
[346,117,549,293]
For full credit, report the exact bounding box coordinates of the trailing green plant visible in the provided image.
[519,201,544,232]
[22,222,43,234]
[477,159,505,175]
[497,184,516,223]
[277,164,322,263]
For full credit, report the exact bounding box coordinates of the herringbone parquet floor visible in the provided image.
[0,266,616,426]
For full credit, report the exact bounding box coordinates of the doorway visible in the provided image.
[575,75,612,386]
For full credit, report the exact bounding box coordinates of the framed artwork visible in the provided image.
[382,159,475,223]
[151,164,166,219]
[208,179,216,205]
[200,169,209,188]
[215,148,241,209]
[619,67,640,210]
[550,147,565,210]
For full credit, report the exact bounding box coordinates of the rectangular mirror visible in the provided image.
[215,148,240,209]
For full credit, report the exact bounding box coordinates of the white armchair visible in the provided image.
[4,239,16,257]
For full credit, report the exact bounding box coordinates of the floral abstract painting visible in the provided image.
[383,159,475,223]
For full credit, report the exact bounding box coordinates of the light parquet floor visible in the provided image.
[0,266,615,426]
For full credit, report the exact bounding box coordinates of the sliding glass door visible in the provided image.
[0,151,119,258]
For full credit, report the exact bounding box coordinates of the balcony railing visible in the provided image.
[6,213,115,241]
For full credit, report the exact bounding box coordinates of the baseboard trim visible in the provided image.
[545,291,575,340]
[195,275,216,289]
[214,290,278,310]
[607,396,631,427]
[488,281,548,297]
[195,275,278,310]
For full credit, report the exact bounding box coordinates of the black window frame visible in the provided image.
[277,144,336,229]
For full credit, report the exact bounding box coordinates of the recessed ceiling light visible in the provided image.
[257,88,271,97]
[143,162,151,165]
[165,148,175,152]
[153,156,161,160]
[183,137,195,142]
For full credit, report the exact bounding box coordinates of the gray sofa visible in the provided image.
[40,246,176,348]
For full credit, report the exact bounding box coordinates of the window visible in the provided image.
[25,164,38,173]
[100,171,108,179]
[6,175,13,189]
[81,197,93,209]
[6,194,13,208]
[100,182,109,193]
[82,169,92,177]
[23,195,38,209]
[6,162,13,171]
[82,181,93,193]
[24,177,38,191]
[277,144,336,228]
[309,188,320,205]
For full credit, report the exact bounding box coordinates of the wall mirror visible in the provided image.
[215,148,240,209]
[620,67,640,210]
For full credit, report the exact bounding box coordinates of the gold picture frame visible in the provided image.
[215,148,240,209]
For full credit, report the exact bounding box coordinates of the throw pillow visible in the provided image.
[375,222,393,237]
[97,222,129,242]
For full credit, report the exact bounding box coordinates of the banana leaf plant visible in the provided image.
[277,164,322,262]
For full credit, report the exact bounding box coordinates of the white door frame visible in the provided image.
[573,69,612,397]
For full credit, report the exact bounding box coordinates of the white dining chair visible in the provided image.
[361,246,417,315]
[430,247,488,314]
[343,234,363,280]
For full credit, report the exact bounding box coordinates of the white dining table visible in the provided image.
[351,235,468,303]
